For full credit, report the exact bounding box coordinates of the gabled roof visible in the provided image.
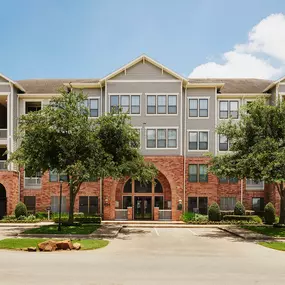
[99,54,189,83]
[263,75,285,92]
[0,72,25,92]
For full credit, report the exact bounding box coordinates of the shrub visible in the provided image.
[35,212,48,219]
[208,202,221,221]
[264,202,275,225]
[223,215,262,223]
[234,201,245,215]
[194,214,208,222]
[26,215,37,221]
[14,202,28,218]
[2,215,16,221]
[17,215,27,221]
[181,212,195,222]
[53,215,101,224]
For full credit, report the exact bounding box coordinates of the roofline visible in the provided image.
[0,72,25,92]
[263,75,285,92]
[217,93,271,97]
[186,82,225,89]
[99,54,188,84]
[63,82,101,88]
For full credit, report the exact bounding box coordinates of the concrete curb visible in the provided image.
[219,227,274,240]
[122,224,231,228]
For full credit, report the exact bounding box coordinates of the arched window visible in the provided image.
[0,184,6,198]
[154,179,163,193]
[123,179,132,193]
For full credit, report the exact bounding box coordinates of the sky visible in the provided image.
[0,0,285,80]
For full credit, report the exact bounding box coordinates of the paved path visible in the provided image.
[0,227,285,284]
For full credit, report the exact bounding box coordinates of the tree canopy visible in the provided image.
[209,98,285,224]
[10,89,157,222]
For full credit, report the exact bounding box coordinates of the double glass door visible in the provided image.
[134,197,152,220]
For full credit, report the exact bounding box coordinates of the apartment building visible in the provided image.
[0,55,283,220]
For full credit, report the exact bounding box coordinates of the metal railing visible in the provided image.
[159,209,172,220]
[115,209,128,220]
[0,160,7,170]
[0,129,7,139]
[24,177,42,188]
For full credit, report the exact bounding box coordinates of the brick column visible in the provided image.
[127,207,133,220]
[154,207,159,221]
[175,210,182,221]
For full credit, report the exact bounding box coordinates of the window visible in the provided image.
[154,179,163,193]
[199,165,208,182]
[24,196,36,214]
[110,94,140,114]
[146,129,177,149]
[147,95,177,114]
[49,170,68,182]
[189,98,209,117]
[131,96,140,114]
[188,131,208,151]
[246,179,264,190]
[189,164,208,182]
[154,196,164,208]
[24,168,42,188]
[220,197,236,210]
[135,181,152,193]
[157,95,166,114]
[252,197,265,212]
[25,102,41,113]
[51,196,67,213]
[123,196,132,208]
[229,177,238,184]
[219,177,238,184]
[79,196,98,214]
[219,135,228,151]
[123,179,132,193]
[188,197,208,215]
[84,98,99,117]
[219,100,239,119]
[121,95,130,113]
[110,95,119,112]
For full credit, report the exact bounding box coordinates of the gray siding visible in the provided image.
[186,88,216,157]
[107,81,182,156]
[111,60,177,81]
[269,86,277,105]
[0,85,10,93]
[279,84,285,93]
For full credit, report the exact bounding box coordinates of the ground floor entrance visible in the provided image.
[0,184,7,219]
[134,196,152,220]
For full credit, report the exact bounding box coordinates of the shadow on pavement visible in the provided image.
[116,228,151,240]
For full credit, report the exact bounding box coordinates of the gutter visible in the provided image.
[183,86,187,212]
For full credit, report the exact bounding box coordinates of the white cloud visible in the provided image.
[189,13,285,79]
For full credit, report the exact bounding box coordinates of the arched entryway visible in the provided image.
[0,184,7,219]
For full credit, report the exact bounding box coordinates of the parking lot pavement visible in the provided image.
[0,227,285,285]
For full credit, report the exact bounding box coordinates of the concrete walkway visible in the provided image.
[220,226,273,240]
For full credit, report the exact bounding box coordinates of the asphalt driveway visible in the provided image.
[0,227,284,285]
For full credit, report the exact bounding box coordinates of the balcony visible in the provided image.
[0,129,7,140]
[0,98,7,142]
[0,160,7,170]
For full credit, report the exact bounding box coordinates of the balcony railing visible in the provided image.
[115,209,128,220]
[159,209,172,221]
[24,177,42,188]
[0,160,7,170]
[0,129,7,139]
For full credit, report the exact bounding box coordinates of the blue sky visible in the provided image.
[0,0,285,80]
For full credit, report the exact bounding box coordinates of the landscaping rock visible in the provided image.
[73,242,81,250]
[38,240,57,252]
[56,240,73,250]
[27,247,37,252]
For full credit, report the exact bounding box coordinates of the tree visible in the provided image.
[9,89,157,223]
[209,98,285,225]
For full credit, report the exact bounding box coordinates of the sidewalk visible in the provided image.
[220,226,273,240]
[0,222,54,228]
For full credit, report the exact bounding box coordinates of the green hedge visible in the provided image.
[53,216,101,224]
[223,215,262,223]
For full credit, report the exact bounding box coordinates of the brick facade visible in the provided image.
[0,156,281,219]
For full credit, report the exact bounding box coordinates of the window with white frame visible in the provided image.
[220,197,236,210]
[110,95,140,114]
[219,135,229,151]
[84,98,99,117]
[146,128,177,149]
[147,95,177,115]
[188,131,208,151]
[189,98,208,117]
[219,100,239,119]
[24,168,42,188]
[25,102,42,114]
[246,179,264,190]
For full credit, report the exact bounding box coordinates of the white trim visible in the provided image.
[23,99,43,114]
[0,73,25,92]
[6,92,10,170]
[187,82,225,89]
[86,96,100,118]
[145,93,179,116]
[105,82,108,114]
[0,92,10,96]
[279,92,285,96]
[180,82,182,156]
[217,134,230,153]
[187,129,210,152]
[217,99,241,121]
[188,97,210,119]
[280,82,285,85]
[18,94,61,98]
[218,93,270,97]
[0,82,9,85]
[145,127,179,150]
[107,80,181,83]
[108,93,142,116]
[264,76,285,92]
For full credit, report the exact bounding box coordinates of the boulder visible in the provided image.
[27,247,37,252]
[72,242,81,250]
[56,240,73,250]
[38,240,57,252]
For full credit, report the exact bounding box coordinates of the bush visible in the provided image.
[194,214,208,222]
[234,201,245,215]
[53,215,101,224]
[14,202,28,218]
[181,212,195,222]
[223,215,262,223]
[26,215,37,221]
[35,212,48,219]
[208,202,221,221]
[17,215,27,221]
[264,202,275,225]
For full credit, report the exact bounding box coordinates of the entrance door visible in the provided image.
[134,197,152,220]
[0,184,6,220]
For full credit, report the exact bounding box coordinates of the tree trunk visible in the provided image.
[68,183,75,224]
[279,190,285,225]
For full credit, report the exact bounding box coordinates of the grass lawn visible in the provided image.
[23,224,100,235]
[259,242,285,251]
[0,238,109,251]
[242,226,285,237]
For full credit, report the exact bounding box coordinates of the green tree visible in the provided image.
[9,89,157,223]
[209,98,285,225]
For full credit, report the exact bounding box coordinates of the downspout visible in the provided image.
[99,178,103,216]
[183,85,187,213]
[240,179,243,204]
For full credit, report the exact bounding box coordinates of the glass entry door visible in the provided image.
[134,196,152,220]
